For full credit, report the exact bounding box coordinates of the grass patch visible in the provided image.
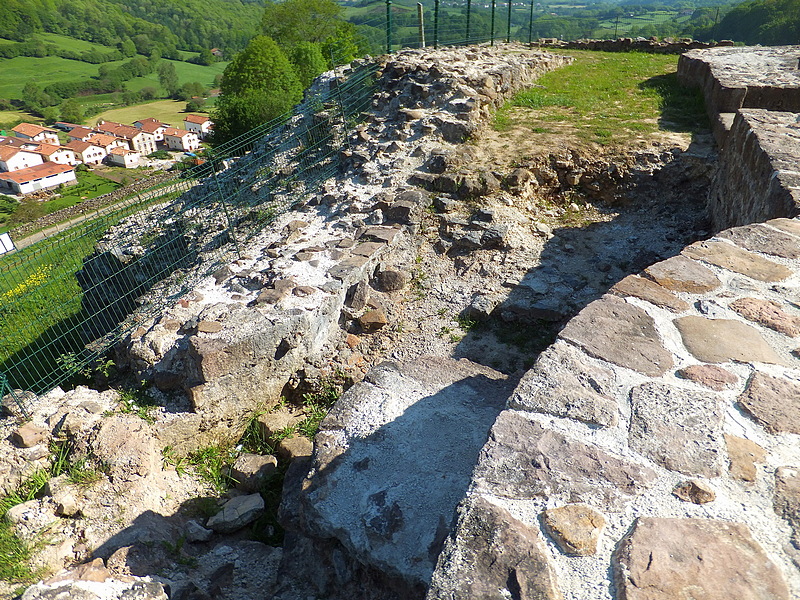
[0,56,128,100]
[496,50,708,146]
[42,172,120,213]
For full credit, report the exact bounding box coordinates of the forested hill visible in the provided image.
[715,0,800,44]
[0,0,265,55]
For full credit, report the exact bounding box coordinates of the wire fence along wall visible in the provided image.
[0,0,700,412]
[0,61,377,413]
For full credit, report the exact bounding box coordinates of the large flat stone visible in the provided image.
[508,342,618,427]
[611,274,690,312]
[774,466,800,549]
[629,382,725,477]
[559,296,674,377]
[730,297,800,337]
[428,496,560,600]
[683,240,793,282]
[738,371,800,434]
[297,358,512,586]
[614,517,789,600]
[675,315,786,365]
[721,223,800,260]
[473,411,656,506]
[644,255,721,293]
[767,217,800,237]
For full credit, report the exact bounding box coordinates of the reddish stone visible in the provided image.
[677,364,738,391]
[730,297,800,337]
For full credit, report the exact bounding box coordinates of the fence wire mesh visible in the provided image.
[0,0,706,413]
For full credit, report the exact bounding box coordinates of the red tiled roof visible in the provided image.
[139,122,166,134]
[0,162,74,184]
[32,143,64,156]
[65,140,101,153]
[184,114,211,124]
[163,127,193,138]
[68,126,94,139]
[87,133,124,148]
[11,123,57,137]
[135,117,167,127]
[109,147,138,156]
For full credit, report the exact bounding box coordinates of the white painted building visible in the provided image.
[0,146,44,172]
[106,147,141,169]
[65,140,107,165]
[0,163,77,195]
[11,123,60,145]
[163,127,201,152]
[183,114,213,140]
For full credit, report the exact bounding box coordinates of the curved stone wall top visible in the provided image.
[430,46,800,600]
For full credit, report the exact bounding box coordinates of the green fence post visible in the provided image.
[466,0,471,44]
[386,0,393,53]
[434,0,439,48]
[0,371,27,418]
[490,0,496,46]
[528,0,534,44]
[506,0,512,42]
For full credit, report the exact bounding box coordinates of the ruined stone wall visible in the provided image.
[679,46,800,230]
[538,37,731,54]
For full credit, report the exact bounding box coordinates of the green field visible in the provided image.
[0,56,128,100]
[91,99,207,127]
[36,32,117,54]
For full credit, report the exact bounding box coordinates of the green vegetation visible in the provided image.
[716,0,800,44]
[213,36,304,143]
[494,50,708,146]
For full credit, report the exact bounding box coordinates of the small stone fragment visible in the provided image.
[11,423,49,448]
[645,255,721,293]
[293,286,316,297]
[541,504,606,556]
[358,309,388,332]
[55,493,80,517]
[377,270,407,291]
[738,371,800,434]
[278,436,313,461]
[673,480,716,504]
[677,364,738,391]
[730,297,800,337]
[230,453,278,493]
[185,519,214,543]
[197,321,222,334]
[675,316,786,365]
[725,434,766,482]
[256,411,304,438]
[207,494,265,534]
[346,333,361,348]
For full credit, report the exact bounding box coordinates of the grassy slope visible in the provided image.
[90,99,197,127]
[0,56,128,99]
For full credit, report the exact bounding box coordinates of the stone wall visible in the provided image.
[425,46,800,600]
[537,37,732,54]
[678,46,800,230]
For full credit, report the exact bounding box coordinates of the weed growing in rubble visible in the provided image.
[117,386,158,424]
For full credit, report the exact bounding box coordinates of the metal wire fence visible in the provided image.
[0,0,707,412]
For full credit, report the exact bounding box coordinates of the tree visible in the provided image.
[213,36,303,142]
[59,98,84,124]
[120,38,137,57]
[290,42,327,88]
[158,62,179,97]
[261,0,343,47]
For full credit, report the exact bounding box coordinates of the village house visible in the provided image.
[11,123,60,146]
[106,147,141,169]
[65,140,106,165]
[163,127,201,152]
[0,146,44,172]
[86,133,129,154]
[95,121,156,155]
[53,122,82,132]
[183,114,213,140]
[67,126,96,142]
[30,144,78,166]
[0,163,77,195]
[134,118,170,144]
